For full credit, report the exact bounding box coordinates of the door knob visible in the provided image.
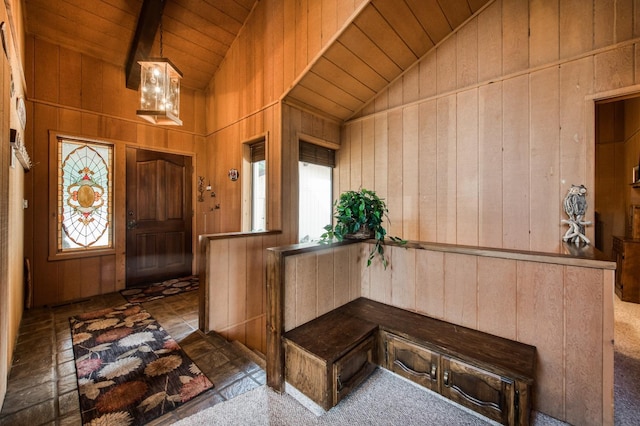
[127,220,137,230]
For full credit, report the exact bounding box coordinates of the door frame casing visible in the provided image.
[125,146,197,287]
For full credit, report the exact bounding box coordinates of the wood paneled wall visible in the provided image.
[1,0,27,411]
[268,240,615,425]
[208,0,366,132]
[200,231,283,354]
[283,243,363,331]
[201,103,282,235]
[340,0,640,254]
[360,243,614,426]
[24,36,208,307]
[204,0,355,243]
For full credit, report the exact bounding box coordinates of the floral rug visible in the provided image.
[70,303,214,425]
[120,275,199,303]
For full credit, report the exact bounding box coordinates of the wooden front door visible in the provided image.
[126,148,193,287]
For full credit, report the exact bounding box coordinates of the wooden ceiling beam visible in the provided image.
[125,0,165,90]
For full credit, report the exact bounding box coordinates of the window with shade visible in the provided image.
[299,141,334,243]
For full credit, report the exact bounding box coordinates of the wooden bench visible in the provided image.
[283,297,536,426]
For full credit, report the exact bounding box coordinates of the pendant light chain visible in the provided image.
[159,16,163,58]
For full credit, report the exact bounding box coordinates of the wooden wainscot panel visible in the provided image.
[564,266,604,425]
[516,261,565,419]
[477,257,517,340]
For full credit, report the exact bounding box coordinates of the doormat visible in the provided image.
[70,303,214,425]
[120,275,199,303]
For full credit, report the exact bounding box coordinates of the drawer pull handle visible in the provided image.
[430,364,437,380]
[444,370,450,387]
[393,359,430,379]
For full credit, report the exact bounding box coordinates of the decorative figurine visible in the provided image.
[562,184,592,245]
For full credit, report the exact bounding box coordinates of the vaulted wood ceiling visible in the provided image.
[23,0,491,121]
[23,0,257,90]
[284,0,492,121]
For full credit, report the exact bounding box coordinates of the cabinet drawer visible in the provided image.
[333,335,377,406]
[441,356,515,425]
[384,332,440,392]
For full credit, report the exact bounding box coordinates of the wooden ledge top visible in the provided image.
[267,239,615,270]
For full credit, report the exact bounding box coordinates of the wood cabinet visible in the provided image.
[283,309,378,410]
[383,332,440,392]
[283,299,535,425]
[382,331,528,425]
[613,236,640,303]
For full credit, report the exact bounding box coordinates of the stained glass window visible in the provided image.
[57,138,113,252]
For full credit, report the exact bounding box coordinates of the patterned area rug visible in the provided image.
[120,275,199,303]
[69,303,214,425]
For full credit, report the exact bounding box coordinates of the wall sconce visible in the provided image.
[197,176,215,202]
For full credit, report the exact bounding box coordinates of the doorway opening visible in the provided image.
[125,148,194,288]
[595,94,640,424]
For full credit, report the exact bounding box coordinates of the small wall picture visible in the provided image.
[634,166,639,183]
[228,168,239,181]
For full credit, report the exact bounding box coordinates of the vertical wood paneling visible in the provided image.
[436,36,456,94]
[593,0,615,49]
[390,245,415,310]
[415,249,444,319]
[334,245,351,306]
[270,242,613,425]
[517,261,565,419]
[560,0,593,59]
[594,45,634,93]
[418,100,438,241]
[402,105,419,238]
[368,242,391,304]
[210,240,230,330]
[560,57,593,237]
[478,82,503,247]
[387,110,403,237]
[419,52,437,99]
[477,257,516,339]
[59,48,81,108]
[317,250,334,316]
[228,238,247,326]
[502,0,530,75]
[349,120,363,188]
[477,1,502,82]
[296,253,317,326]
[529,67,560,252]
[564,266,603,425]
[247,237,264,319]
[530,0,559,67]
[456,18,478,89]
[456,89,479,245]
[436,95,457,243]
[502,75,530,249]
[443,253,477,328]
[361,117,375,190]
[374,114,388,199]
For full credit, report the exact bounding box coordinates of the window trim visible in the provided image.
[48,132,116,261]
[241,132,268,232]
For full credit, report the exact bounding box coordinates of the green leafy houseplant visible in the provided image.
[320,188,405,268]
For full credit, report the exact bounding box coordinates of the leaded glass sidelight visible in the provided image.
[57,138,113,252]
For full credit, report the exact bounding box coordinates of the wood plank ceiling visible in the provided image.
[284,0,492,121]
[23,0,258,91]
[23,0,491,121]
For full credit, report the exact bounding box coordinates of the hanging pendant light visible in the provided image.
[136,12,183,126]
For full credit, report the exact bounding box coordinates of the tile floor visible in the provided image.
[0,290,266,425]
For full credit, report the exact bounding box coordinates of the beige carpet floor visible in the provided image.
[173,296,640,425]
